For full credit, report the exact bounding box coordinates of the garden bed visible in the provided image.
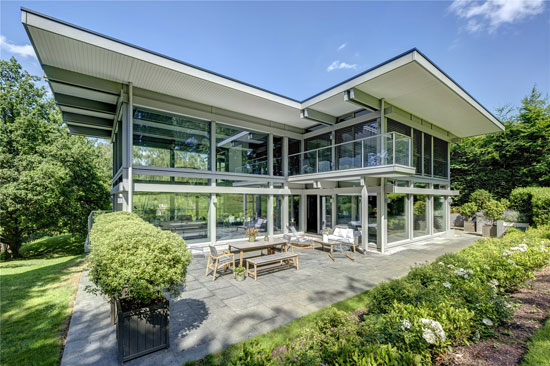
[438,265,550,365]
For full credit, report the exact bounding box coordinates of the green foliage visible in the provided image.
[522,318,550,366]
[483,199,507,223]
[510,187,550,225]
[413,199,426,216]
[87,212,192,304]
[459,202,478,219]
[469,189,494,209]
[0,58,111,258]
[18,234,84,258]
[451,87,550,205]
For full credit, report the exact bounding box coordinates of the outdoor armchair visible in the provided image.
[205,245,235,281]
[283,225,317,250]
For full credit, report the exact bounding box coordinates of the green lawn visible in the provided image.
[522,318,550,366]
[0,235,85,366]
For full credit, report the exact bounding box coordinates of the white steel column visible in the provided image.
[209,121,217,245]
[407,181,414,241]
[377,177,387,253]
[282,137,289,234]
[331,194,337,227]
[428,183,434,236]
[127,83,133,212]
[267,134,274,236]
[361,177,369,252]
[120,103,130,211]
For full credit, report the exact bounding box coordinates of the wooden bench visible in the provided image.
[246,252,299,280]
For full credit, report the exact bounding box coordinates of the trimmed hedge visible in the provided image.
[193,226,550,366]
[87,211,191,304]
[510,187,550,226]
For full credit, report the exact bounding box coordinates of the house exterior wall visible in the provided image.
[111,86,453,254]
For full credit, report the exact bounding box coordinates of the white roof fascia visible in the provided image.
[22,10,302,110]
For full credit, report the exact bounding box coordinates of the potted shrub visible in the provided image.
[459,202,478,233]
[246,227,259,242]
[482,199,506,237]
[87,212,191,362]
[234,266,246,281]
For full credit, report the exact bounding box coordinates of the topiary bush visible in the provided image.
[459,202,478,220]
[469,189,494,210]
[87,211,192,305]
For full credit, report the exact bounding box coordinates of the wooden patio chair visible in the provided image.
[283,225,318,251]
[205,245,235,281]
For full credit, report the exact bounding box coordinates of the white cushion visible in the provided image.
[344,229,355,240]
[333,228,343,237]
[327,235,353,244]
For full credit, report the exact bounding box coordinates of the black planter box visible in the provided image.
[115,298,169,362]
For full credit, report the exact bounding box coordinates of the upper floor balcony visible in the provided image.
[287,132,415,182]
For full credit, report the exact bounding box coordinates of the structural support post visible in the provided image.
[127,82,134,212]
[377,177,387,253]
[209,121,217,246]
[361,177,369,253]
[120,102,129,211]
[282,184,289,234]
[282,136,289,178]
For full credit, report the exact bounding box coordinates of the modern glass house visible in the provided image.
[22,8,504,253]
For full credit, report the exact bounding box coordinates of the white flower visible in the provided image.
[466,269,474,275]
[447,264,455,269]
[420,318,446,343]
[443,282,452,289]
[502,250,512,256]
[489,279,499,287]
[422,328,437,344]
[483,265,490,270]
[401,319,411,330]
[507,259,516,265]
[438,262,444,266]
[482,318,493,326]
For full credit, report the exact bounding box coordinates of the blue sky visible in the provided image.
[1,1,549,115]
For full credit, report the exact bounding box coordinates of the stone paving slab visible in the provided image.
[61,232,478,366]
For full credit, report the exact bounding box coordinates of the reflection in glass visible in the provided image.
[133,108,210,170]
[216,194,268,241]
[133,193,209,244]
[321,196,332,230]
[368,195,377,243]
[413,194,429,237]
[336,195,361,229]
[387,193,407,243]
[289,195,301,230]
[274,195,283,234]
[216,124,268,175]
[434,196,446,233]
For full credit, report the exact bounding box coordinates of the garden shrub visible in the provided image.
[510,187,550,225]
[87,212,192,305]
[469,189,494,210]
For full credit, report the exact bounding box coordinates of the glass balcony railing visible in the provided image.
[288,132,412,176]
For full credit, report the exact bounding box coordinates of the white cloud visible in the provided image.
[327,60,357,72]
[337,42,347,51]
[449,0,546,33]
[0,35,37,59]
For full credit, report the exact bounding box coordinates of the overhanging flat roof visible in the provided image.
[21,7,504,139]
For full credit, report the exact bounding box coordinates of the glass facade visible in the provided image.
[216,194,268,241]
[133,192,209,244]
[320,196,332,230]
[273,136,283,176]
[274,195,283,234]
[413,194,429,237]
[216,123,268,175]
[289,195,301,230]
[336,195,361,228]
[133,108,210,170]
[433,137,449,178]
[433,196,446,233]
[387,193,407,243]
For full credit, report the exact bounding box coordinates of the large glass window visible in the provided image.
[424,133,432,176]
[433,137,449,178]
[289,195,301,230]
[274,195,283,234]
[216,194,268,241]
[273,136,283,176]
[433,196,446,233]
[413,129,422,175]
[133,108,210,170]
[133,193,209,244]
[216,124,268,175]
[335,120,377,170]
[304,133,332,173]
[321,196,332,230]
[413,194,429,237]
[288,138,302,176]
[336,195,361,228]
[387,193,408,243]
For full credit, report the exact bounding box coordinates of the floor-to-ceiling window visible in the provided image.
[133,192,209,244]
[273,136,283,176]
[274,195,283,234]
[288,138,302,176]
[433,137,448,179]
[216,124,268,175]
[335,120,377,170]
[304,133,332,173]
[133,107,210,170]
[216,194,268,241]
[321,196,332,230]
[413,194,429,237]
[368,195,377,243]
[289,195,301,230]
[336,195,361,228]
[387,193,408,243]
[433,196,446,233]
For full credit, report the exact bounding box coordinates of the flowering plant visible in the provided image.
[245,227,259,237]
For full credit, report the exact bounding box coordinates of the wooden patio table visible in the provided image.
[228,238,288,267]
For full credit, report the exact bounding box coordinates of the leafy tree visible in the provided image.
[0,58,111,258]
[451,86,550,205]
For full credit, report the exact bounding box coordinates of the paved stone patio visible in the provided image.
[61,231,478,366]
